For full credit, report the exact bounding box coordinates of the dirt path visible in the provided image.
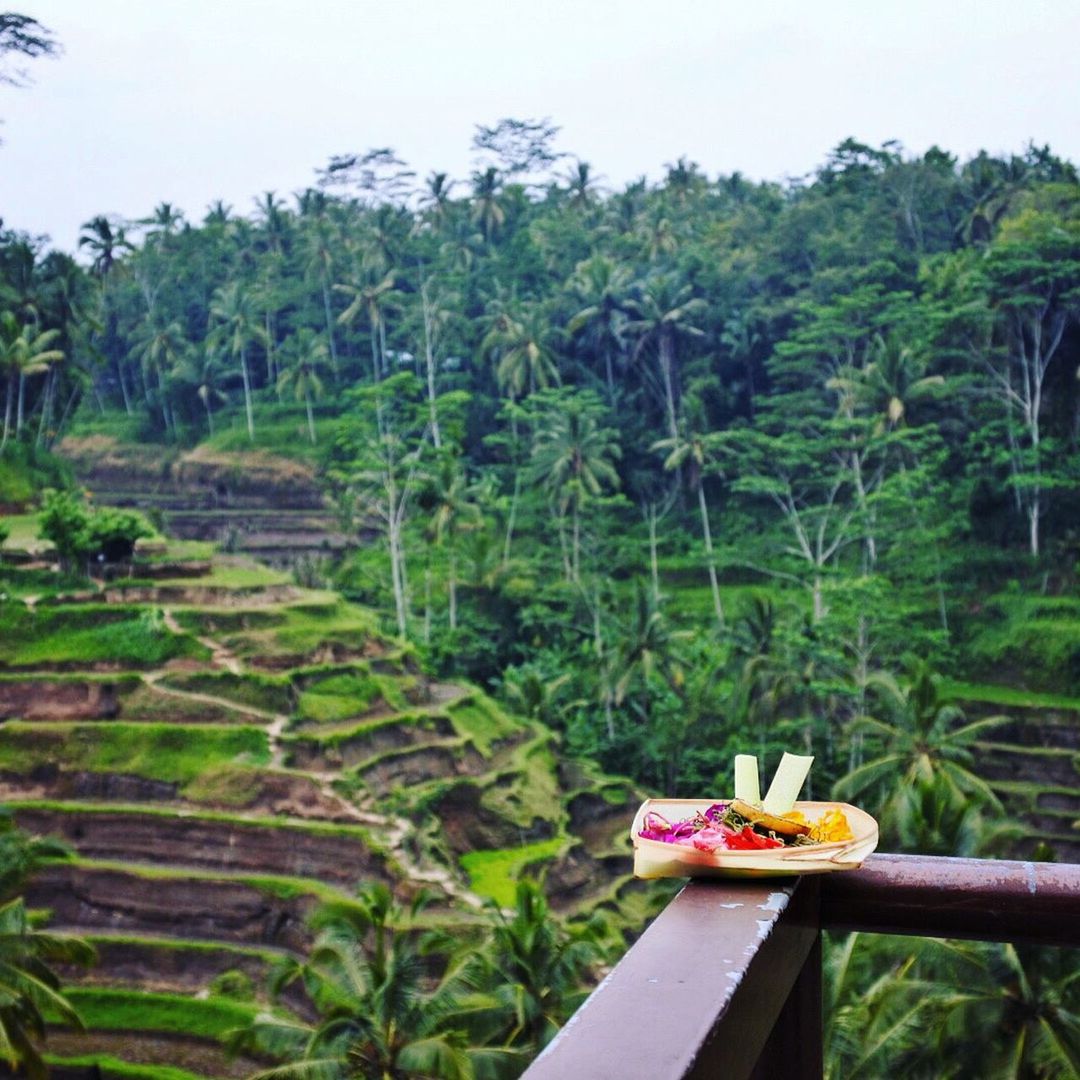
[141,670,277,721]
[163,606,243,674]
[144,607,481,907]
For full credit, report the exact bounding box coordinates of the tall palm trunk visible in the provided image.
[304,390,316,445]
[1,371,14,451]
[239,345,254,440]
[448,550,457,630]
[321,282,339,374]
[15,370,25,436]
[658,327,679,442]
[697,483,724,627]
[421,286,441,448]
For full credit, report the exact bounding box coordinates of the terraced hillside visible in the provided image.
[0,544,642,1077]
[56,436,355,566]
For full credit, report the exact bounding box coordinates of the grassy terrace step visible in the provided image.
[156,671,294,715]
[206,599,392,665]
[284,711,459,769]
[943,679,1080,713]
[460,837,567,907]
[0,673,141,722]
[12,802,393,886]
[49,987,265,1039]
[27,859,369,950]
[0,604,209,670]
[44,1054,214,1080]
[0,721,270,785]
[976,740,1080,787]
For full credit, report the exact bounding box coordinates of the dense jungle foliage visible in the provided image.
[4,114,1080,1075]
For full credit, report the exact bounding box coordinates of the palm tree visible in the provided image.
[78,215,134,412]
[923,942,1080,1078]
[420,171,456,232]
[565,255,631,404]
[77,215,133,279]
[300,215,341,373]
[127,316,186,434]
[172,348,228,436]
[480,304,560,402]
[334,268,399,383]
[827,334,945,437]
[626,275,705,442]
[235,883,516,1080]
[833,664,1008,846]
[560,160,605,209]
[0,898,94,1080]
[614,581,688,731]
[276,329,329,445]
[529,392,621,582]
[480,879,598,1057]
[208,280,266,440]
[471,167,506,242]
[652,423,724,627]
[0,312,63,451]
[420,452,478,630]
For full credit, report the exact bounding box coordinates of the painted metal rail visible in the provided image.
[522,854,1080,1080]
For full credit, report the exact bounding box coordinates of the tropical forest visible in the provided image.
[1,11,1080,1079]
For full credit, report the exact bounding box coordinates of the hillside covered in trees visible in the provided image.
[3,121,1080,1076]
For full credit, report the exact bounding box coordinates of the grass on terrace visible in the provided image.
[460,838,566,907]
[0,722,269,784]
[48,986,263,1038]
[46,1056,211,1080]
[0,604,208,668]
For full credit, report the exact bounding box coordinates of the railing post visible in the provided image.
[750,931,823,1080]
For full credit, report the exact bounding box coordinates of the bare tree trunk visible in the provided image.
[647,503,661,607]
[448,549,457,630]
[240,346,254,441]
[697,483,724,628]
[0,372,13,451]
[305,392,316,445]
[16,370,25,435]
[422,301,442,448]
[321,282,339,374]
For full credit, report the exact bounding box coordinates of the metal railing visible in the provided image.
[523,855,1080,1080]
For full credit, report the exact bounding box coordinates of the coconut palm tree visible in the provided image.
[827,334,945,436]
[565,255,631,404]
[833,664,1008,846]
[172,348,229,436]
[77,215,133,279]
[334,267,399,383]
[529,391,621,582]
[652,422,724,627]
[471,168,506,243]
[0,898,94,1080]
[923,942,1080,1078]
[276,328,329,445]
[127,316,186,433]
[480,304,560,402]
[420,451,478,630]
[208,280,266,440]
[626,275,705,442]
[0,311,63,451]
[479,879,599,1057]
[235,883,517,1080]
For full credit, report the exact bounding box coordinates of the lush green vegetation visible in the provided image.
[460,838,566,906]
[49,987,260,1037]
[0,721,269,783]
[0,604,206,668]
[3,88,1080,1077]
[45,1056,211,1080]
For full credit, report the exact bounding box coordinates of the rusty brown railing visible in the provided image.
[523,855,1080,1080]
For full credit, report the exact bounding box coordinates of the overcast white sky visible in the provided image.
[2,0,1079,253]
